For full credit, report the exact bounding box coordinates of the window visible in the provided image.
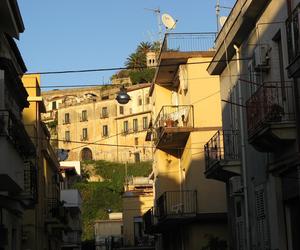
[102,125,108,137]
[101,107,108,118]
[52,101,57,110]
[138,96,142,106]
[119,106,124,115]
[134,137,139,145]
[133,119,138,132]
[81,110,88,121]
[64,113,70,124]
[146,96,150,105]
[101,95,109,100]
[82,128,88,140]
[123,121,129,134]
[143,117,148,130]
[65,131,70,142]
[134,152,140,163]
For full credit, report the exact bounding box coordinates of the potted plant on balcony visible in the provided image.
[165,115,174,127]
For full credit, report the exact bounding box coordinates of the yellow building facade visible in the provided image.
[144,33,228,250]
[22,75,67,250]
[51,83,153,163]
[122,177,154,248]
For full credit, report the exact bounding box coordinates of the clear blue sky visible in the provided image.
[17,0,235,89]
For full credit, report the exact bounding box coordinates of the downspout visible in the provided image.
[233,44,251,250]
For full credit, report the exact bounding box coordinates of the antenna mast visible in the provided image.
[145,8,163,44]
[216,0,220,32]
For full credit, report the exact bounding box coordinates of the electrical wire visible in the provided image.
[25,57,251,76]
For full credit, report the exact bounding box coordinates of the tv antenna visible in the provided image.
[216,0,232,32]
[145,8,163,44]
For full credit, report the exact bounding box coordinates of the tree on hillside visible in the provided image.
[111,41,160,84]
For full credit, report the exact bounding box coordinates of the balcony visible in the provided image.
[20,161,38,207]
[60,189,82,211]
[204,130,241,182]
[246,82,296,152]
[154,105,194,157]
[46,198,68,225]
[286,4,300,77]
[155,33,216,86]
[0,109,36,157]
[143,207,155,234]
[156,190,197,223]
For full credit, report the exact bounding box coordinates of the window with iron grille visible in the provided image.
[102,125,108,137]
[133,119,138,132]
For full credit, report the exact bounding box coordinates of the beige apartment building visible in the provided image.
[144,33,228,250]
[43,83,153,163]
[22,75,68,250]
[122,177,154,248]
[206,0,300,249]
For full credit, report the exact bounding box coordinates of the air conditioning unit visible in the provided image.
[229,176,243,196]
[254,45,270,71]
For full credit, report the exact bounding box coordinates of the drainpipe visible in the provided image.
[233,44,251,250]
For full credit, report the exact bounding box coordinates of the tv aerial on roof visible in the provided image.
[161,13,177,30]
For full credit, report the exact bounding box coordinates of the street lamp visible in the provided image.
[115,85,131,104]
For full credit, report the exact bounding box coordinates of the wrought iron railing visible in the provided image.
[23,161,38,203]
[161,33,216,53]
[143,207,155,233]
[286,4,300,63]
[156,190,197,220]
[246,82,295,135]
[204,130,240,172]
[153,105,194,142]
[46,198,67,223]
[0,109,36,157]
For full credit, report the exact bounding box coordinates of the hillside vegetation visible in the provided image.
[73,160,152,240]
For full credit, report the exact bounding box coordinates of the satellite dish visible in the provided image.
[219,16,228,27]
[57,149,69,162]
[161,13,177,30]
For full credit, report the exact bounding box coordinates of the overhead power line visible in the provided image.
[25,57,251,76]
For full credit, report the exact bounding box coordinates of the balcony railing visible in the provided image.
[246,82,295,136]
[156,190,197,220]
[22,161,38,204]
[0,109,35,157]
[46,198,67,223]
[155,104,193,129]
[161,33,216,53]
[204,130,240,172]
[143,207,155,234]
[286,4,300,64]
